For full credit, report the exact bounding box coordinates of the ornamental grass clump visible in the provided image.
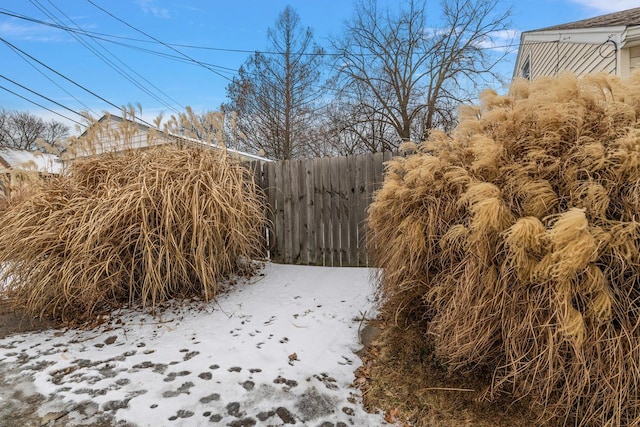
[368,73,640,426]
[0,145,265,324]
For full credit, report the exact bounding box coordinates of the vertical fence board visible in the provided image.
[365,153,379,265]
[354,155,367,265]
[303,160,315,265]
[339,156,352,266]
[313,158,324,266]
[266,162,277,258]
[249,161,268,256]
[321,157,333,266]
[347,155,359,265]
[297,159,308,265]
[297,160,306,264]
[282,160,293,264]
[330,157,342,266]
[290,160,301,264]
[275,161,284,263]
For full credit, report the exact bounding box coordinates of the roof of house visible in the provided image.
[0,147,62,174]
[530,7,640,32]
[73,114,271,163]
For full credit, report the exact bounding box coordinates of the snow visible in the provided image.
[0,147,62,174]
[0,263,390,426]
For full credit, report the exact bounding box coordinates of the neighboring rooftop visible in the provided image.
[73,114,271,163]
[0,147,61,174]
[531,7,640,32]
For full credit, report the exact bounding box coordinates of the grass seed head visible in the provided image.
[0,144,266,324]
[368,72,640,426]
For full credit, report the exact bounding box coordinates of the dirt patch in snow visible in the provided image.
[0,301,61,340]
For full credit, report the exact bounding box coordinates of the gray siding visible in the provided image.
[516,40,616,80]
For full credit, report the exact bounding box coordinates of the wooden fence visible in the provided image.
[246,151,396,267]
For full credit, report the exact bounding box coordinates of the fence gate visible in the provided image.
[246,152,394,267]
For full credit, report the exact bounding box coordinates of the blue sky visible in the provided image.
[0,0,638,129]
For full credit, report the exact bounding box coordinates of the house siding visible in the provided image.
[630,46,640,71]
[516,40,616,80]
[70,115,270,163]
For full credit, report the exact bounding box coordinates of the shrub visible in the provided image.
[368,73,640,426]
[0,145,265,323]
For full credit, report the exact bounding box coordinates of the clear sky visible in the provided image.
[0,0,638,130]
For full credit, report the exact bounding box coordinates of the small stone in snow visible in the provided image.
[276,407,296,424]
[198,372,212,380]
[199,393,220,404]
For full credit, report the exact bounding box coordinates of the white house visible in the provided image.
[66,114,270,163]
[0,147,62,175]
[514,7,640,80]
[0,147,62,196]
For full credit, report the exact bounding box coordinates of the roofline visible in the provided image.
[77,114,272,162]
[522,25,630,36]
[528,7,640,33]
[520,25,628,46]
[0,147,61,173]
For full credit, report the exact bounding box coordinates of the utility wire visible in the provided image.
[85,0,233,82]
[44,0,185,113]
[0,84,84,125]
[44,0,185,112]
[4,40,97,116]
[29,0,182,115]
[0,9,522,56]
[0,74,86,122]
[0,37,157,128]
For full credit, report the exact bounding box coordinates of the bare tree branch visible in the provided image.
[0,109,69,152]
[330,0,512,147]
[222,6,325,160]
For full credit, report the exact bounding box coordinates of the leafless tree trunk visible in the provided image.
[223,6,325,160]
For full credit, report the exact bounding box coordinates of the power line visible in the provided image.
[0,84,84,125]
[4,40,97,116]
[0,8,521,56]
[0,8,333,57]
[0,74,86,123]
[28,0,183,115]
[44,0,185,113]
[0,37,157,128]
[85,0,234,82]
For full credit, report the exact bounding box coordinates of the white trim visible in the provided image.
[522,26,625,45]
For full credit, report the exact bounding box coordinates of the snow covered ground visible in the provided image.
[0,263,390,426]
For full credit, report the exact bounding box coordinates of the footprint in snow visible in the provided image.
[162,381,194,398]
[163,370,191,382]
[168,409,194,420]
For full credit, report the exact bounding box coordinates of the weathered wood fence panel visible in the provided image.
[247,151,396,267]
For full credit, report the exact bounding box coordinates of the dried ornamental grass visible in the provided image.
[0,145,265,324]
[368,72,640,426]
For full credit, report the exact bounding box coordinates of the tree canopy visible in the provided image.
[223,6,325,160]
[0,109,69,152]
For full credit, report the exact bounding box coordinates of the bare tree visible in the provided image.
[324,79,402,154]
[223,6,325,160]
[331,0,512,148]
[0,109,70,152]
